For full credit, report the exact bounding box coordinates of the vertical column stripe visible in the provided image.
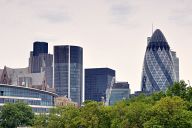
[68,46,71,99]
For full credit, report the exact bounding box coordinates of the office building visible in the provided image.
[141,29,176,92]
[29,41,53,88]
[108,82,130,105]
[0,84,57,113]
[33,41,48,56]
[0,66,54,92]
[54,45,83,105]
[171,51,179,81]
[85,68,115,102]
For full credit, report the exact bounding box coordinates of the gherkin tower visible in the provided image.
[141,29,176,92]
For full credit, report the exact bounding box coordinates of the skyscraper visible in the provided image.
[33,41,48,56]
[141,29,176,92]
[171,51,179,81]
[85,68,115,102]
[29,41,53,88]
[54,45,83,105]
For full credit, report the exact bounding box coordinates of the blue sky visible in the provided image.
[0,0,192,93]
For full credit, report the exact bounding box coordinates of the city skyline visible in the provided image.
[0,0,192,93]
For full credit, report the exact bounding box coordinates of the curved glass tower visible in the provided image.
[141,29,176,92]
[54,45,83,105]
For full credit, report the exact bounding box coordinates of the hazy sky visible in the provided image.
[0,0,192,93]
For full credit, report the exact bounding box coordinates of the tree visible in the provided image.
[110,99,151,128]
[166,81,187,99]
[33,114,49,128]
[144,96,192,128]
[76,101,111,128]
[0,102,34,128]
[47,105,80,128]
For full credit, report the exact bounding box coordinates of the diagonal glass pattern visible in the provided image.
[141,29,176,92]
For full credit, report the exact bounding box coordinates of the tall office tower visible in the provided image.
[33,41,48,56]
[54,45,83,105]
[85,68,115,102]
[109,82,130,105]
[141,29,176,92]
[171,51,179,81]
[29,41,53,88]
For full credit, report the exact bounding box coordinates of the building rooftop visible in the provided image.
[147,29,170,50]
[113,82,129,89]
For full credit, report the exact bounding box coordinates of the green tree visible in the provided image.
[111,100,151,128]
[144,96,192,128]
[166,81,187,99]
[186,86,192,102]
[33,114,48,128]
[0,102,34,128]
[76,101,111,128]
[47,105,80,128]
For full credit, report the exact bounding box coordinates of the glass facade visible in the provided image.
[85,68,115,102]
[141,29,176,92]
[0,84,57,113]
[54,45,83,105]
[33,41,48,56]
[109,82,130,105]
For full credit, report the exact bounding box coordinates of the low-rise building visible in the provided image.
[55,96,78,107]
[109,82,130,105]
[0,84,57,113]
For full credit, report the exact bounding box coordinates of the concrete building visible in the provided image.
[171,51,179,81]
[55,96,78,107]
[29,41,53,88]
[0,66,54,92]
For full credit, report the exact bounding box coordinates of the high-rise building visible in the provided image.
[109,82,130,105]
[54,45,83,105]
[171,51,179,81]
[33,41,48,56]
[141,29,176,92]
[29,41,53,88]
[85,68,115,102]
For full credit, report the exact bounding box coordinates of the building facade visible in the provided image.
[0,84,57,113]
[109,82,130,105]
[33,41,48,56]
[171,51,179,81]
[141,29,176,92]
[29,41,53,88]
[54,45,83,105]
[85,68,115,102]
[0,66,54,92]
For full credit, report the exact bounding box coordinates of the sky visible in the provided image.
[0,0,192,93]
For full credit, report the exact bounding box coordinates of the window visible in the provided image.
[0,91,3,96]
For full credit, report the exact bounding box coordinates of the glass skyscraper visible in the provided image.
[85,68,115,102]
[54,45,83,105]
[33,41,48,56]
[141,29,176,92]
